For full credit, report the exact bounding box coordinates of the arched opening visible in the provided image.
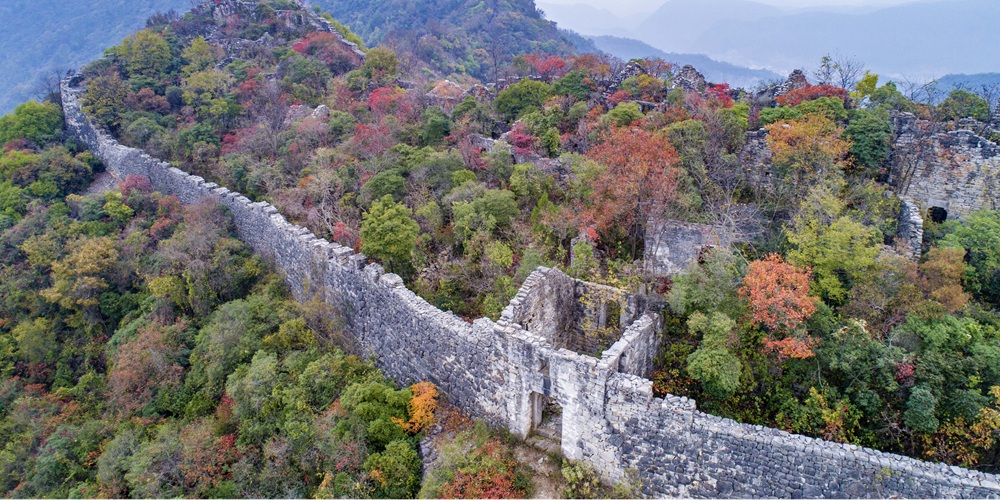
[929,206,948,224]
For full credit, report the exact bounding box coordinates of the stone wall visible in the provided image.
[644,219,736,277]
[63,78,1000,498]
[896,198,924,260]
[892,112,1000,220]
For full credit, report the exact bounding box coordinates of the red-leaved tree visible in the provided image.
[523,53,568,81]
[586,127,680,256]
[776,84,849,107]
[739,254,820,359]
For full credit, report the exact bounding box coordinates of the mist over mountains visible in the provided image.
[540,0,1000,81]
[0,0,193,114]
[588,36,781,88]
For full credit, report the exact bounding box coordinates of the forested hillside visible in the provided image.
[0,0,192,114]
[4,0,1000,496]
[308,0,594,82]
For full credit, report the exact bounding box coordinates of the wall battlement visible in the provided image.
[62,79,1000,498]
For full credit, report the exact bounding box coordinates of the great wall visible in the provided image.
[55,2,1000,490]
[61,73,1000,497]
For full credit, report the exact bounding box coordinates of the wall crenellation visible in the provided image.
[62,78,1000,498]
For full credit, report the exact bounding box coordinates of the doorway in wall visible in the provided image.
[929,206,948,224]
[528,391,562,455]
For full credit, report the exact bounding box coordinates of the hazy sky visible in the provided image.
[539,0,947,16]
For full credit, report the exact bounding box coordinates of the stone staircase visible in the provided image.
[527,416,562,455]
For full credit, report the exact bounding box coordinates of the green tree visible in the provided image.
[364,440,422,498]
[494,79,551,122]
[421,107,451,146]
[362,46,400,83]
[844,108,892,174]
[602,102,643,127]
[0,101,63,145]
[787,185,882,303]
[114,29,173,78]
[361,195,419,273]
[942,210,1000,306]
[938,89,990,122]
[668,247,746,319]
[686,312,742,400]
[905,385,940,433]
[451,189,518,241]
[552,71,592,100]
[181,36,218,75]
[226,351,283,446]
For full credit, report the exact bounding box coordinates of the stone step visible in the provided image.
[535,425,561,442]
[527,435,562,456]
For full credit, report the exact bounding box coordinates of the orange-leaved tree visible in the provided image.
[765,114,850,193]
[585,126,679,257]
[393,381,438,434]
[740,254,820,359]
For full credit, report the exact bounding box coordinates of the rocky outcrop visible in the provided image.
[674,64,707,92]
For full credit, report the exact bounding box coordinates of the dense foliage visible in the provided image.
[0,106,439,497]
[6,0,1000,495]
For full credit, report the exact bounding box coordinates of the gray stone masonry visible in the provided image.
[644,219,741,277]
[892,112,1000,220]
[62,77,1000,498]
[897,198,924,260]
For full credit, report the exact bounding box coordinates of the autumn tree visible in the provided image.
[41,236,119,329]
[740,254,820,359]
[82,72,129,132]
[586,126,680,256]
[108,321,187,416]
[766,114,851,192]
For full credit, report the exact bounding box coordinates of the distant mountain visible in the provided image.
[634,0,782,54]
[535,2,645,37]
[920,73,1000,104]
[539,0,1000,83]
[693,0,999,78]
[589,35,782,89]
[0,0,192,114]
[934,73,1000,92]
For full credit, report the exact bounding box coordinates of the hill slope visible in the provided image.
[306,0,592,80]
[0,0,192,114]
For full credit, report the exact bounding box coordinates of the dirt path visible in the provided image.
[83,171,118,196]
[514,443,564,499]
